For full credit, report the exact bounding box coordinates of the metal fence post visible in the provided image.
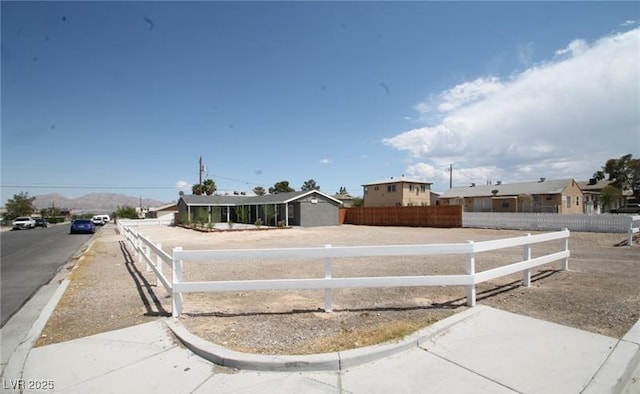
[466,241,476,306]
[523,233,532,286]
[172,247,184,317]
[324,244,333,312]
[562,228,569,271]
[629,218,634,247]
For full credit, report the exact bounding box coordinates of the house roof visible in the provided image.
[577,179,615,192]
[179,190,343,207]
[439,178,576,199]
[149,202,178,212]
[363,176,432,186]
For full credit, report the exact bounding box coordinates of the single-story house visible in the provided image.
[177,190,342,227]
[577,178,631,214]
[362,176,433,207]
[146,202,179,222]
[438,178,584,214]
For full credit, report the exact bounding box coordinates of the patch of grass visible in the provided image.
[303,318,437,354]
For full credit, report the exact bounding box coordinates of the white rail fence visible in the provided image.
[463,212,639,245]
[117,222,571,317]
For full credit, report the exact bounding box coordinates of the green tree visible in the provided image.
[192,184,203,195]
[301,179,320,191]
[114,205,139,219]
[600,185,622,211]
[269,181,294,194]
[352,197,364,208]
[593,153,640,200]
[202,179,216,195]
[5,192,36,220]
[253,186,266,196]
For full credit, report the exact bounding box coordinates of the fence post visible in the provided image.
[466,241,476,306]
[562,228,569,271]
[172,247,184,317]
[145,238,151,272]
[324,244,333,312]
[523,233,532,287]
[156,242,163,287]
[629,218,634,247]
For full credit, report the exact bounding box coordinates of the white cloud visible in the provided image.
[384,28,640,188]
[622,20,636,27]
[319,158,332,164]
[555,39,588,57]
[175,180,191,190]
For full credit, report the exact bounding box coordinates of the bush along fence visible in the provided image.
[118,221,570,317]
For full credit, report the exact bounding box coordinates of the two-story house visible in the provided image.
[362,176,433,207]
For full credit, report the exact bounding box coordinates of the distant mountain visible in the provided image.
[33,193,169,214]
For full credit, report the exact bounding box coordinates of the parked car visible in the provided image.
[610,203,640,214]
[12,216,36,230]
[70,219,96,234]
[91,216,105,226]
[99,214,111,224]
[35,218,48,228]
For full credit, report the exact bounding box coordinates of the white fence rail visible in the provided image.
[463,212,639,242]
[118,222,571,317]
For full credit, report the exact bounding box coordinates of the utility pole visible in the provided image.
[199,156,203,190]
[449,164,453,189]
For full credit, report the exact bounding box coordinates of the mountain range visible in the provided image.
[33,193,170,214]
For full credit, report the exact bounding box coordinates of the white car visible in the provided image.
[91,216,105,226]
[12,216,36,230]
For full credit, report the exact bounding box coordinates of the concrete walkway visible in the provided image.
[2,299,639,393]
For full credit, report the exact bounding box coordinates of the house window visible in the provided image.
[576,196,580,206]
[387,184,396,192]
[364,186,368,194]
[420,185,427,192]
[502,201,510,208]
[566,196,571,208]
[409,184,414,191]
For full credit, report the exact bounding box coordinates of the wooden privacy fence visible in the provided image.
[341,205,462,227]
[118,222,569,317]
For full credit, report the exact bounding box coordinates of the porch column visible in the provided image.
[285,204,289,226]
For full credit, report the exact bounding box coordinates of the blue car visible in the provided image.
[70,219,95,234]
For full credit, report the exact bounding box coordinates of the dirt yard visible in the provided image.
[37,224,639,356]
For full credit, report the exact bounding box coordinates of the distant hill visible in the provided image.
[33,193,169,214]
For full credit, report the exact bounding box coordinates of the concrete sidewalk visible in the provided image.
[2,300,639,393]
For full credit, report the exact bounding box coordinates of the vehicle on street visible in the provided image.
[12,216,36,230]
[610,203,640,214]
[100,214,111,224]
[70,219,95,234]
[35,218,49,228]
[91,216,105,226]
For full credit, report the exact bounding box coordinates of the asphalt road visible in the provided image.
[0,224,95,328]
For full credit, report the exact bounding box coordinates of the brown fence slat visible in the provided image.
[340,206,462,228]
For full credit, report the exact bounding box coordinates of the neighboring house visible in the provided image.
[438,178,584,214]
[362,176,433,207]
[146,202,178,222]
[333,193,356,208]
[177,190,342,227]
[577,179,632,214]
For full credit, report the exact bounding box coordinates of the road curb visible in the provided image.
[164,306,484,372]
[0,280,70,385]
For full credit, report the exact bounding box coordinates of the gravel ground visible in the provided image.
[37,224,639,356]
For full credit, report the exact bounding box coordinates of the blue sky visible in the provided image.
[2,1,639,205]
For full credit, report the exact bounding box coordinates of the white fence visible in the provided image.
[117,222,571,317]
[463,212,639,244]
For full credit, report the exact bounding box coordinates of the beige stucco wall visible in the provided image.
[363,181,432,207]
